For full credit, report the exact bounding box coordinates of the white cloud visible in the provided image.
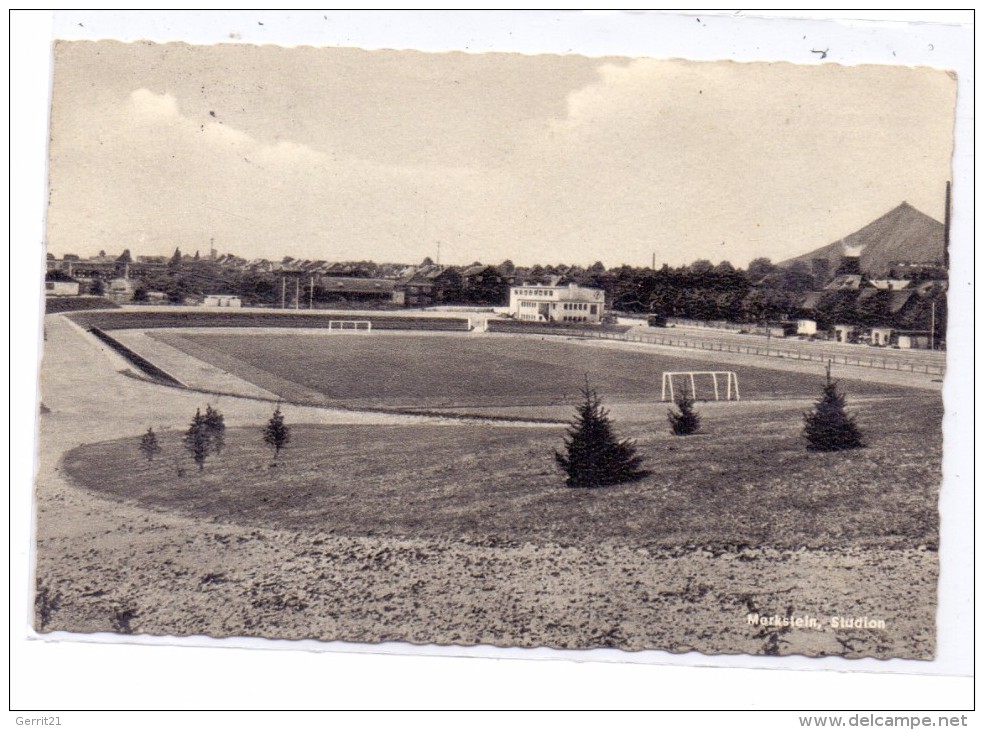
[125,88,306,160]
[128,88,180,120]
[562,59,662,126]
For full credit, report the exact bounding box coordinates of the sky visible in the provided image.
[46,40,957,269]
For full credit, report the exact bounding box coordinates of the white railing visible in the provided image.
[522,328,947,376]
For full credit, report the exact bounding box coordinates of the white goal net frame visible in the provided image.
[661,371,740,402]
[327,320,373,333]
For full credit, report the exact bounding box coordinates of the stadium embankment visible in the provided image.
[31,312,938,659]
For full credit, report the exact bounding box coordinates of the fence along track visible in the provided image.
[509,327,947,377]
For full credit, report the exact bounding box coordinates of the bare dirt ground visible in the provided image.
[32,314,938,659]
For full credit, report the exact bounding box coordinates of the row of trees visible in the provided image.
[562,260,945,333]
[85,248,945,334]
[556,369,863,489]
[138,403,291,471]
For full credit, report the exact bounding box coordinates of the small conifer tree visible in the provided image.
[139,427,162,462]
[183,408,211,471]
[203,404,226,454]
[555,380,648,488]
[803,362,865,451]
[667,393,701,436]
[263,404,290,460]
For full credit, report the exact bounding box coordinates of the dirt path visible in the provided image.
[32,314,937,659]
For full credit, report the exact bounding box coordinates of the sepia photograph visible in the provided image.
[15,9,974,713]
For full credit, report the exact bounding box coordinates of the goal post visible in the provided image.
[661,371,739,402]
[327,320,372,333]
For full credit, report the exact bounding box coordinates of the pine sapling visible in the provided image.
[203,404,226,454]
[183,408,211,471]
[803,362,865,451]
[555,379,648,488]
[667,393,701,436]
[139,427,162,462]
[263,404,290,461]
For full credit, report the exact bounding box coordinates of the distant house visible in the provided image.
[887,289,919,317]
[896,331,932,350]
[855,287,881,307]
[203,294,242,308]
[795,319,817,336]
[459,264,488,282]
[398,274,436,307]
[870,326,893,346]
[774,320,817,338]
[914,280,947,296]
[318,277,398,305]
[795,291,824,314]
[45,279,80,296]
[107,277,136,302]
[776,321,799,337]
[832,324,855,344]
[868,279,911,291]
[509,283,605,323]
[395,266,462,307]
[824,274,863,291]
[49,258,117,281]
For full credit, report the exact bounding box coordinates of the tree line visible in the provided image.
[96,249,946,333]
[553,258,945,333]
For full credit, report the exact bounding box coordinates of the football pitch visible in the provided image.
[148,331,908,414]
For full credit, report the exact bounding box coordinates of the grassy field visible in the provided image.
[63,394,941,551]
[149,332,910,412]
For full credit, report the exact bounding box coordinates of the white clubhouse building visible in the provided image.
[508,283,605,324]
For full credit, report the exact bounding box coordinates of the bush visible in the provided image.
[803,364,865,451]
[139,427,162,461]
[263,404,290,460]
[183,408,211,471]
[667,393,701,436]
[203,404,226,454]
[555,381,648,488]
